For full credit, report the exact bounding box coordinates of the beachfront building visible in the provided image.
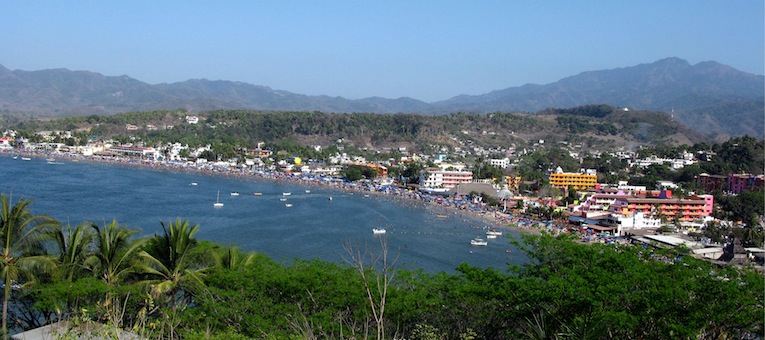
[0,136,12,150]
[108,145,159,160]
[608,211,662,235]
[573,189,637,218]
[549,167,598,190]
[609,192,713,223]
[419,168,473,191]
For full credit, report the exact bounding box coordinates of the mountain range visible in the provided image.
[0,57,762,138]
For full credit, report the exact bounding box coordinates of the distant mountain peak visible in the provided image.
[0,59,761,138]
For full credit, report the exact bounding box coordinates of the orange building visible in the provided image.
[609,194,713,222]
[549,172,597,190]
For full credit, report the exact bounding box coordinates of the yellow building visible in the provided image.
[505,175,522,191]
[549,172,597,190]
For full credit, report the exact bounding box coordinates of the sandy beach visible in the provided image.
[5,149,564,238]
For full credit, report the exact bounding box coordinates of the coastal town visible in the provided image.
[2,2,762,337]
[2,117,762,269]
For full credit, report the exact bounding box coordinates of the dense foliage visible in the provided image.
[2,193,761,339]
[7,106,702,158]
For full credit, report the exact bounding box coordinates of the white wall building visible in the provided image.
[489,158,510,169]
[611,212,662,236]
[419,168,473,189]
[185,116,199,124]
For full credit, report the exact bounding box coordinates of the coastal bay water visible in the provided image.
[1,155,524,273]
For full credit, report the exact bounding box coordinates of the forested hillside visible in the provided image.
[8,105,705,153]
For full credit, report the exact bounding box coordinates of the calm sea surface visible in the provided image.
[1,155,524,273]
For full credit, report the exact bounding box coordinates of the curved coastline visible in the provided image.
[4,150,560,237]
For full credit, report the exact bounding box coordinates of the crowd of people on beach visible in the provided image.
[5,149,624,245]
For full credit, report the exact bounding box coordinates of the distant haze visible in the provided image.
[0,58,762,138]
[0,2,762,102]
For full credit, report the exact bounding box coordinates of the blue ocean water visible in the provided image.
[0,155,524,273]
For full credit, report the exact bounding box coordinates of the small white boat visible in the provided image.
[486,230,503,236]
[486,234,498,239]
[253,192,263,196]
[279,198,287,202]
[328,196,333,201]
[21,157,31,161]
[190,182,198,186]
[282,192,291,196]
[470,238,488,246]
[305,189,311,193]
[12,156,17,160]
[373,228,386,235]
[230,192,240,196]
[214,190,224,208]
[285,203,293,208]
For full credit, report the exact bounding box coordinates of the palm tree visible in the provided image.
[47,222,95,282]
[0,194,58,339]
[212,246,255,271]
[137,219,208,308]
[87,220,144,286]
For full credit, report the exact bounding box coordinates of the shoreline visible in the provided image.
[3,150,564,239]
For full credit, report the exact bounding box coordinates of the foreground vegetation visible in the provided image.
[1,194,762,339]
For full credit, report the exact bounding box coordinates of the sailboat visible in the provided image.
[214,190,224,208]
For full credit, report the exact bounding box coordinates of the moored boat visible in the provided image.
[230,192,240,196]
[285,203,293,208]
[214,190,224,208]
[253,192,263,196]
[282,192,291,196]
[373,228,386,235]
[470,237,488,246]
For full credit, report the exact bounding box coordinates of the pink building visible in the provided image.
[609,194,713,222]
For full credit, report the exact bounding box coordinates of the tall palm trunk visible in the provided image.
[0,195,58,340]
[2,272,9,340]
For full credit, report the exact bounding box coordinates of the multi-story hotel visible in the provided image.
[549,169,598,190]
[609,193,713,222]
[108,145,158,160]
[419,168,473,190]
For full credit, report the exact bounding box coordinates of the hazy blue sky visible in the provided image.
[2,1,763,102]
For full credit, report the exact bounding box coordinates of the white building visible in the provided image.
[489,158,510,169]
[610,212,662,236]
[419,168,473,190]
[108,145,158,160]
